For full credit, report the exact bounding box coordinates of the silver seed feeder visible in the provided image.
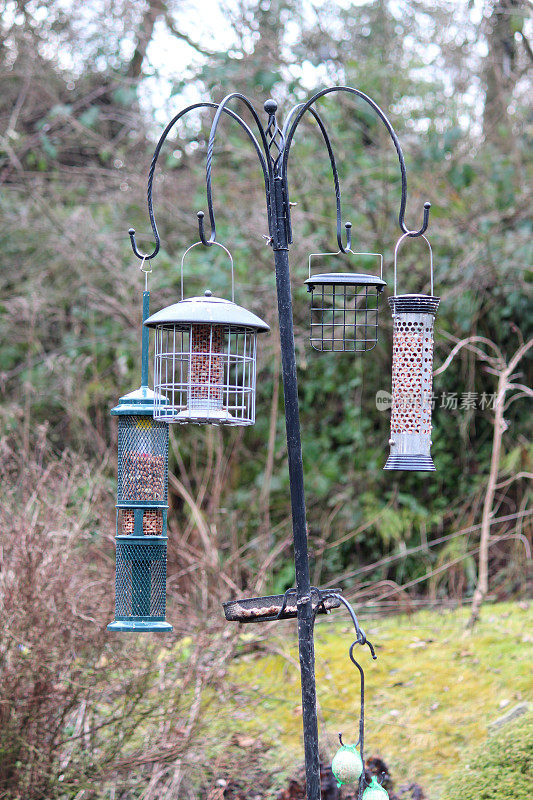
[145,242,269,425]
[384,234,440,471]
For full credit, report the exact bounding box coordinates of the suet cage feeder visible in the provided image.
[144,243,269,425]
[304,250,386,352]
[384,234,440,472]
[108,290,172,632]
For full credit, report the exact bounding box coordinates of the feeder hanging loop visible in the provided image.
[393,232,434,297]
[180,240,235,303]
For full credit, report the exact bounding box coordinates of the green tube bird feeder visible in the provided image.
[107,288,172,633]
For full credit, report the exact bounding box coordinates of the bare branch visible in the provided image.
[505,337,533,376]
[434,335,504,376]
[321,509,533,588]
[504,387,533,409]
[164,13,218,58]
[496,472,533,489]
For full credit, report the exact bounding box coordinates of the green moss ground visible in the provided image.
[204,602,532,798]
[443,711,532,800]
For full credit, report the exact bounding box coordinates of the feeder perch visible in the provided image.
[144,242,269,425]
[223,590,342,623]
[108,290,172,632]
[305,251,385,352]
[384,235,440,472]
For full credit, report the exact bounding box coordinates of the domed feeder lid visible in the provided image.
[305,273,386,291]
[144,291,270,332]
[111,386,168,416]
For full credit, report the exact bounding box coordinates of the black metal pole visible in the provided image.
[272,245,321,800]
[269,133,321,796]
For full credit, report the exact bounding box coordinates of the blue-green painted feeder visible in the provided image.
[331,742,363,787]
[108,290,172,633]
[362,776,389,800]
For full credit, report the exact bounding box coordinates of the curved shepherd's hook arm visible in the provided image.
[198,92,273,246]
[128,101,270,260]
[282,103,353,252]
[282,86,431,242]
[326,593,377,660]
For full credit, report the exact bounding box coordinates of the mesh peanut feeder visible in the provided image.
[384,234,440,472]
[145,242,269,425]
[304,249,385,352]
[108,287,172,633]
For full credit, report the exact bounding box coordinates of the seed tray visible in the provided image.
[223,590,342,623]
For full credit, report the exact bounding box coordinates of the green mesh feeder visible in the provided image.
[331,743,363,787]
[107,289,172,633]
[362,777,389,800]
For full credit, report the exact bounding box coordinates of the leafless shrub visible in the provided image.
[0,429,242,798]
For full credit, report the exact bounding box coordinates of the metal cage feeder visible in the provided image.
[108,288,172,633]
[144,242,269,425]
[384,234,440,472]
[304,250,386,352]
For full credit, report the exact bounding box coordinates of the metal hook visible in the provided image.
[275,587,297,619]
[393,232,434,296]
[197,210,215,247]
[349,642,366,754]
[180,240,235,302]
[200,93,275,250]
[323,593,377,660]
[403,201,431,238]
[129,227,158,262]
[127,100,271,263]
[338,221,352,253]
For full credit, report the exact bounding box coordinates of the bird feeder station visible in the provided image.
[304,243,386,352]
[384,234,440,472]
[144,242,269,425]
[118,88,438,800]
[108,287,172,632]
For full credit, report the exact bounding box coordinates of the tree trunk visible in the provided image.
[127,0,166,79]
[482,0,523,143]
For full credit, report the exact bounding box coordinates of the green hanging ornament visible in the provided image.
[362,776,389,800]
[331,742,363,787]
